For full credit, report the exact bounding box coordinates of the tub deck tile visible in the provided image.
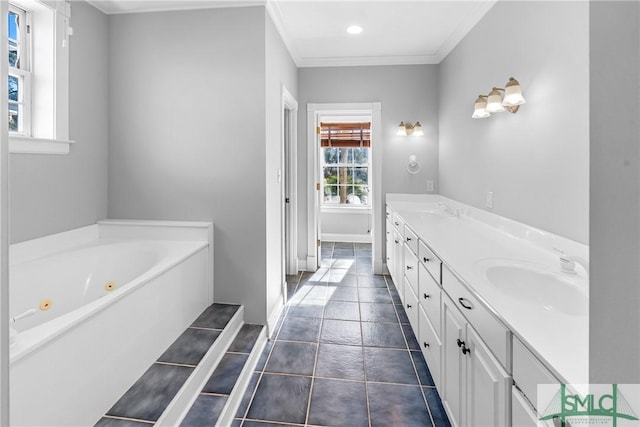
[95,417,154,427]
[227,324,263,353]
[157,328,221,366]
[202,352,250,395]
[191,303,240,329]
[105,364,193,422]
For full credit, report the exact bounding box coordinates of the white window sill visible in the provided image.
[321,205,372,214]
[9,136,75,155]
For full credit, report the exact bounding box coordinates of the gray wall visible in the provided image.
[108,7,270,324]
[10,1,109,243]
[297,65,439,262]
[438,1,589,244]
[589,1,640,384]
[265,12,298,321]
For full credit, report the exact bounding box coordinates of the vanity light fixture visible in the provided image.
[397,121,424,136]
[472,96,491,119]
[472,77,526,119]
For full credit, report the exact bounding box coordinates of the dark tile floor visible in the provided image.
[233,242,451,427]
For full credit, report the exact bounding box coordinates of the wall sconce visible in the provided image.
[397,121,424,136]
[472,77,526,119]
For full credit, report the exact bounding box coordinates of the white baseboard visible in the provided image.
[267,298,285,338]
[320,233,372,243]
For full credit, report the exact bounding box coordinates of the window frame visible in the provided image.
[321,146,371,208]
[7,0,73,155]
[8,3,32,137]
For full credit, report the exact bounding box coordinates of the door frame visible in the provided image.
[281,85,298,302]
[306,102,383,274]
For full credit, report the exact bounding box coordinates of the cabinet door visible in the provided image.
[386,219,394,276]
[404,244,419,296]
[442,296,466,427]
[419,305,442,389]
[465,326,510,427]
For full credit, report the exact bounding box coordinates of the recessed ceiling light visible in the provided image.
[346,25,363,35]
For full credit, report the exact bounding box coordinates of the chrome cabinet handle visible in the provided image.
[423,257,430,262]
[423,293,430,299]
[406,237,412,241]
[394,221,399,226]
[406,265,413,270]
[423,342,430,348]
[406,303,412,309]
[458,297,473,310]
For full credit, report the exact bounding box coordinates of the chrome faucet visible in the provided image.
[556,250,589,277]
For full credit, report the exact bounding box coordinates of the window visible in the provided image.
[8,4,31,135]
[320,122,371,206]
[7,0,72,154]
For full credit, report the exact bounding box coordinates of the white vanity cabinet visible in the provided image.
[385,207,406,303]
[441,266,511,427]
[417,239,443,389]
[511,337,560,427]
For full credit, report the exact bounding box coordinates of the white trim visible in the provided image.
[267,297,284,338]
[281,85,298,278]
[321,205,372,215]
[298,54,438,68]
[87,0,265,15]
[320,233,372,244]
[9,135,74,154]
[307,102,383,275]
[306,255,316,272]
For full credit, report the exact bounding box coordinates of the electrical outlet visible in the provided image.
[426,180,434,192]
[486,191,493,209]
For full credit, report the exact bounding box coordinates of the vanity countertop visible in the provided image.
[386,193,589,386]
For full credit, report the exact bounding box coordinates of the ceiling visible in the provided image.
[86,0,497,67]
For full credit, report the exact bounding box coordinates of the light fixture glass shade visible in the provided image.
[502,77,526,106]
[412,121,424,136]
[472,97,490,118]
[397,121,407,136]
[486,89,505,113]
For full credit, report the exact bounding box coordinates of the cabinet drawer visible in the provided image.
[512,386,537,427]
[418,240,441,284]
[404,282,420,334]
[419,306,442,389]
[512,386,555,427]
[418,263,441,336]
[403,245,419,296]
[392,213,405,238]
[442,266,510,370]
[513,337,560,411]
[404,226,418,255]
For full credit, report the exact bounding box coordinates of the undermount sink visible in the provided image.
[478,260,588,316]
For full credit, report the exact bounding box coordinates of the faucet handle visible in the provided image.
[559,256,576,274]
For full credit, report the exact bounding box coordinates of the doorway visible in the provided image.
[306,103,383,275]
[281,86,298,304]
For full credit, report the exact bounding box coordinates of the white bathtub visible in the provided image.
[9,220,214,427]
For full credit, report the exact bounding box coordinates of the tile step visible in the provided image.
[96,303,266,427]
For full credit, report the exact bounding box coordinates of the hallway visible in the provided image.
[233,242,451,426]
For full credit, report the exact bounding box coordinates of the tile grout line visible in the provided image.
[237,300,288,425]
[390,274,439,427]
[101,414,156,424]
